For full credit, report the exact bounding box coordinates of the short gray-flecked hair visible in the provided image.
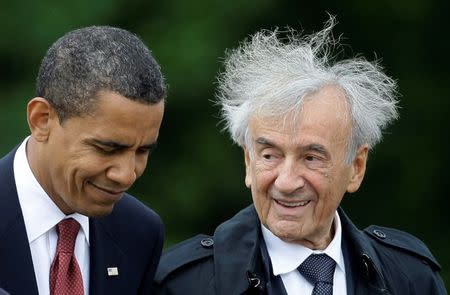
[36,25,167,122]
[216,17,399,163]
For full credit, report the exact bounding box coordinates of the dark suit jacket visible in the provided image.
[154,205,447,295]
[0,147,164,295]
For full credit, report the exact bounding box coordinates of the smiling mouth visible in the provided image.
[275,199,311,207]
[89,182,124,196]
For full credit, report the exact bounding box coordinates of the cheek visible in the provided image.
[250,169,277,221]
[252,163,276,190]
[313,177,346,217]
[135,156,149,177]
[251,187,272,227]
[66,155,109,182]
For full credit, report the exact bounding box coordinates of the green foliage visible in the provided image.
[1,0,448,288]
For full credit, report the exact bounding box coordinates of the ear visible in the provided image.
[346,144,369,193]
[243,145,252,188]
[27,97,58,142]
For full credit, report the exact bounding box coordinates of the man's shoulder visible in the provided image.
[363,224,441,271]
[114,193,162,224]
[154,205,259,291]
[154,234,215,284]
[100,193,164,241]
[0,147,17,179]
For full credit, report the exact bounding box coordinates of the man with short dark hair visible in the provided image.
[154,19,447,294]
[0,26,166,295]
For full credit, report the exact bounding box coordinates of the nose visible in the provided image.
[274,159,305,194]
[106,154,137,188]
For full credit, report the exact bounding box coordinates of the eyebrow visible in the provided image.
[91,139,158,150]
[255,137,275,147]
[255,137,330,157]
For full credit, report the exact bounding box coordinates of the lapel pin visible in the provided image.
[107,267,119,276]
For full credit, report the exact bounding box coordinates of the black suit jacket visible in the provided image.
[154,205,447,295]
[0,147,164,295]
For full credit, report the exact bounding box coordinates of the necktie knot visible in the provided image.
[298,254,336,292]
[56,218,80,254]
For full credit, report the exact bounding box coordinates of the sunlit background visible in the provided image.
[1,0,448,287]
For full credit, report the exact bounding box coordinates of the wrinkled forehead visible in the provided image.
[248,85,351,133]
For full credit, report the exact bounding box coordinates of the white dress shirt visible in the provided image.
[261,211,347,295]
[14,137,90,295]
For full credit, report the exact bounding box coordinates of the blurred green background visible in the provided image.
[1,0,448,287]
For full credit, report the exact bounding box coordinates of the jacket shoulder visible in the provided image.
[104,193,164,239]
[154,234,214,284]
[98,194,164,257]
[115,193,162,223]
[364,225,441,271]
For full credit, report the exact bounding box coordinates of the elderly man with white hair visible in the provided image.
[154,18,447,295]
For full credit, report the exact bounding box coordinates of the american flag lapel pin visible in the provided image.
[107,267,119,276]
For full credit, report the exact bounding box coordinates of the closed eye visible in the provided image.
[94,145,117,154]
[137,147,151,155]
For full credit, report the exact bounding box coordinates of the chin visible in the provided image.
[269,220,304,243]
[80,204,115,218]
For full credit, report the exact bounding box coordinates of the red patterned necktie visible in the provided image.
[50,218,84,295]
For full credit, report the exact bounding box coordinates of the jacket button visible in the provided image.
[200,238,214,248]
[373,229,386,239]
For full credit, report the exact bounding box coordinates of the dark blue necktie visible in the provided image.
[298,254,336,295]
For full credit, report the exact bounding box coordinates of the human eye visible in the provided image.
[262,153,274,160]
[94,144,116,155]
[304,153,328,169]
[260,149,281,162]
[136,147,151,156]
[305,154,320,162]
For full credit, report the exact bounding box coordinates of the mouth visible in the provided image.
[88,182,125,199]
[274,199,311,208]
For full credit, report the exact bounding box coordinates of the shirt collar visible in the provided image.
[261,211,344,276]
[14,137,90,244]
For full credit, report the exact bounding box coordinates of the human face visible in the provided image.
[244,86,367,249]
[31,91,164,217]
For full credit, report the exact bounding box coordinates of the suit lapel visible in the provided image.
[89,218,127,295]
[0,148,129,295]
[0,148,39,295]
[339,208,391,295]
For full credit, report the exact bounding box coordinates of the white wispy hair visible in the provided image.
[216,17,399,163]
